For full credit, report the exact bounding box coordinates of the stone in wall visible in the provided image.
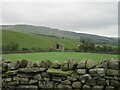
[99,59,109,68]
[108,59,119,69]
[61,61,69,71]
[89,68,105,76]
[18,67,46,73]
[77,69,87,75]
[51,61,61,69]
[86,59,96,69]
[77,59,86,69]
[19,60,29,68]
[68,59,78,70]
[72,81,82,89]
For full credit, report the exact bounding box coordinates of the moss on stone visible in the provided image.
[5,70,18,76]
[106,69,119,76]
[47,68,74,76]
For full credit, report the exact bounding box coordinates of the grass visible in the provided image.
[2,52,119,63]
[2,30,79,50]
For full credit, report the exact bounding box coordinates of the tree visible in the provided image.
[2,44,9,51]
[87,42,95,51]
[95,45,102,52]
[78,42,95,52]
[113,47,118,53]
[22,47,29,51]
[102,45,108,52]
[31,47,37,50]
[107,46,113,52]
[2,42,19,51]
[78,43,87,51]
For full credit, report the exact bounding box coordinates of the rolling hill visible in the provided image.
[2,30,79,50]
[1,24,118,45]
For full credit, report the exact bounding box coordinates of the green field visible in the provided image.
[2,30,79,50]
[2,52,119,63]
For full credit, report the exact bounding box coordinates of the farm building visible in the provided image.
[53,43,64,52]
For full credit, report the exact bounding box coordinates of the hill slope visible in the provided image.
[2,30,79,50]
[1,24,118,45]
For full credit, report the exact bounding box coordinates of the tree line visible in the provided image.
[2,42,119,54]
[2,42,40,52]
[78,41,119,53]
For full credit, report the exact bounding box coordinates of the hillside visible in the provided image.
[1,24,118,45]
[2,30,79,50]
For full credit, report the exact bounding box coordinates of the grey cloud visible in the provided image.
[2,2,118,37]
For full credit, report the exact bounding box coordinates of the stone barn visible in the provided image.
[53,43,64,52]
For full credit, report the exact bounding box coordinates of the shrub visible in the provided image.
[2,42,19,51]
[22,47,29,51]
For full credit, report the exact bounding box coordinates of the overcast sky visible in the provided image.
[1,1,118,37]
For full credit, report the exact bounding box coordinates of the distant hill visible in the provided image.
[2,30,79,50]
[1,24,118,45]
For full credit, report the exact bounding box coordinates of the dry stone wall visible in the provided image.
[1,59,120,90]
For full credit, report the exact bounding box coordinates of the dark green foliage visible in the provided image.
[78,42,118,53]
[78,42,95,52]
[31,47,37,50]
[22,47,29,51]
[113,47,119,53]
[2,42,19,51]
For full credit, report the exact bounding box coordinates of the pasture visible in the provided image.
[2,30,79,50]
[2,52,119,63]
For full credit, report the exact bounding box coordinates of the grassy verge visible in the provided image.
[2,52,119,63]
